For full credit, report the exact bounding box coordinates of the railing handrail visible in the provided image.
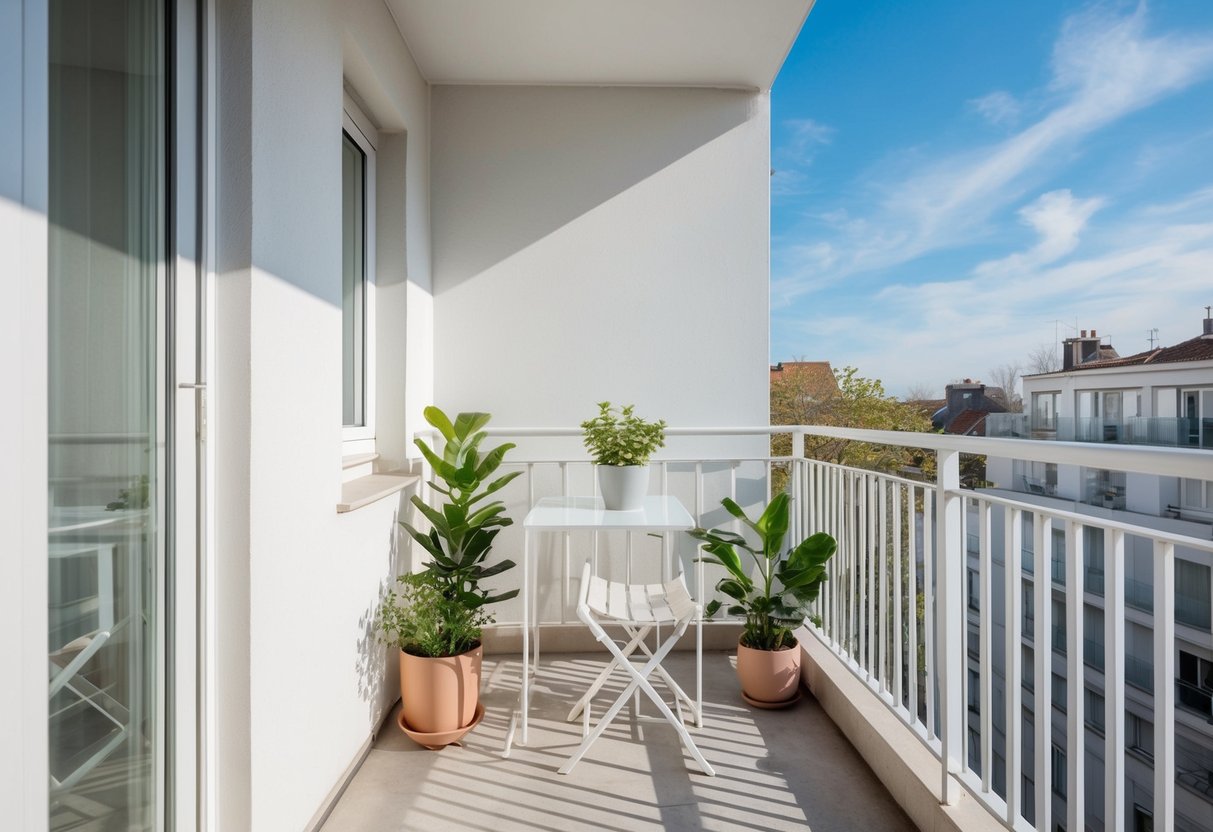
[416,423,1213,480]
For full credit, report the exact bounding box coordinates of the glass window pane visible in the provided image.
[342,131,366,427]
[48,0,164,826]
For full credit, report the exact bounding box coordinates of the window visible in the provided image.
[1051,744,1066,797]
[341,102,376,441]
[1013,459,1058,496]
[1128,713,1154,759]
[1177,650,1213,718]
[1052,599,1066,655]
[1181,479,1213,511]
[1032,392,1059,431]
[1085,687,1105,732]
[1081,467,1126,510]
[1083,605,1104,671]
[1175,560,1211,630]
[1051,673,1066,712]
[967,568,980,611]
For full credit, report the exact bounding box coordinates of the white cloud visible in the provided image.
[771,4,1213,306]
[771,119,835,197]
[973,189,1104,278]
[970,90,1022,126]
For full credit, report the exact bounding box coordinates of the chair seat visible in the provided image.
[585,574,697,624]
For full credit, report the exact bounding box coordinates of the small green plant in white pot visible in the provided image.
[581,402,666,510]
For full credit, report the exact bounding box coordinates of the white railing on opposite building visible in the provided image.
[413,424,1213,832]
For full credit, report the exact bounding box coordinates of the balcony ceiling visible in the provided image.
[385,0,815,90]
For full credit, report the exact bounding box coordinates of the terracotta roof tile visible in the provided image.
[944,409,989,436]
[1062,335,1213,372]
[770,361,839,399]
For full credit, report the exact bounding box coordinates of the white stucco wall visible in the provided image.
[214,0,431,828]
[0,1,49,826]
[429,84,771,434]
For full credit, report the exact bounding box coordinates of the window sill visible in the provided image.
[337,473,418,514]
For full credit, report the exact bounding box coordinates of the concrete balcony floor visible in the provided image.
[322,651,914,831]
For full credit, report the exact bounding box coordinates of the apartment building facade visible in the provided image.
[981,316,1213,831]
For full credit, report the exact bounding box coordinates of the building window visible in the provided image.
[341,101,376,441]
[1031,392,1059,431]
[1127,713,1154,760]
[1051,744,1066,798]
[1081,468,1126,510]
[1177,650,1213,718]
[1180,479,1213,511]
[1013,459,1058,496]
[1085,687,1105,733]
[1051,673,1066,713]
[1133,805,1153,832]
[967,568,980,611]
[1175,560,1211,630]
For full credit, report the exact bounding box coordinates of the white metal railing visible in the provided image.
[412,425,1213,831]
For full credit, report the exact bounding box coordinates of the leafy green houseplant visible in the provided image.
[384,406,521,742]
[689,492,837,704]
[581,402,666,510]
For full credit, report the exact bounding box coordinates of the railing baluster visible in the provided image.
[1106,529,1126,832]
[562,462,570,623]
[936,448,962,806]
[1004,506,1023,826]
[1065,519,1084,830]
[979,499,992,796]
[1033,512,1052,832]
[908,485,919,728]
[893,482,903,711]
[1154,540,1175,830]
[923,487,936,742]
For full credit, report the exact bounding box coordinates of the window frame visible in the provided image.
[341,99,377,446]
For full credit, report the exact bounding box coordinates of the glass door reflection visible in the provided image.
[48,0,166,827]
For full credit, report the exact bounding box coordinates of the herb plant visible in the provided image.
[689,493,837,651]
[580,402,667,467]
[401,407,521,610]
[378,572,492,658]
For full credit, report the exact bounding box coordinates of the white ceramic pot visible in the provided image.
[597,464,649,511]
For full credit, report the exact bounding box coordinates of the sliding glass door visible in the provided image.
[47,0,176,827]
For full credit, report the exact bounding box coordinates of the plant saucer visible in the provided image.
[741,689,802,710]
[397,702,485,750]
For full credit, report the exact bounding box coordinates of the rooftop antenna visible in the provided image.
[1148,328,1159,349]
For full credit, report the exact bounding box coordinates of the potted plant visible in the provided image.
[689,493,837,706]
[386,407,522,746]
[581,401,666,510]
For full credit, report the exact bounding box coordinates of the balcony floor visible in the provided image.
[322,651,914,831]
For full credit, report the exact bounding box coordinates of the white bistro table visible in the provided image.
[505,495,698,756]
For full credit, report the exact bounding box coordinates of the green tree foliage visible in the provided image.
[772,365,935,478]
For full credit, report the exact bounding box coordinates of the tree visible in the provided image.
[985,362,1023,412]
[903,382,937,403]
[772,365,936,477]
[1027,342,1060,375]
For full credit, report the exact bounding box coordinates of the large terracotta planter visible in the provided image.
[736,639,801,704]
[399,643,482,737]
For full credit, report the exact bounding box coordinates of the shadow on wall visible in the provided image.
[355,501,407,727]
[430,85,758,293]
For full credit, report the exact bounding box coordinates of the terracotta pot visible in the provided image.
[736,638,801,703]
[399,643,482,735]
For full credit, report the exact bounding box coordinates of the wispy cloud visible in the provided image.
[973,189,1104,278]
[772,118,834,196]
[970,90,1022,127]
[772,4,1213,308]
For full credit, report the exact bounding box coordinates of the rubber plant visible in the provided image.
[401,407,522,612]
[688,492,836,651]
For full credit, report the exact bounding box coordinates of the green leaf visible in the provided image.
[699,540,751,586]
[483,588,520,605]
[704,599,723,619]
[716,579,750,602]
[468,470,522,506]
[413,438,459,483]
[423,406,456,441]
[474,442,516,481]
[756,493,790,555]
[474,559,516,579]
[453,412,492,439]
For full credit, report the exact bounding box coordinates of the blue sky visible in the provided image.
[770,1,1213,397]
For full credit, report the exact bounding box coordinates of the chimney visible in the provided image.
[1091,329,1097,338]
[1204,306,1213,338]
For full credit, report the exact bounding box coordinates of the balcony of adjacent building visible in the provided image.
[313,425,1213,832]
[988,413,1213,450]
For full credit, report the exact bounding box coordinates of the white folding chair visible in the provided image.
[559,561,714,776]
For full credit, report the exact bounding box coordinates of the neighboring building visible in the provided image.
[1,3,813,829]
[931,380,1010,437]
[981,314,1213,831]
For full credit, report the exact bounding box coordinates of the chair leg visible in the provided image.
[566,625,650,722]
